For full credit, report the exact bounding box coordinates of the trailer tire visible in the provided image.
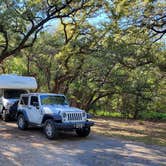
[2,110,10,122]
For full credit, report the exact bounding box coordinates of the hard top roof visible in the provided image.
[21,93,65,97]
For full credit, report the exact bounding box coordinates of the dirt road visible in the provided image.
[0,121,165,166]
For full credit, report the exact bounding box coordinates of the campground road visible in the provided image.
[0,121,166,166]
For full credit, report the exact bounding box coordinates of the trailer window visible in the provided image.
[4,89,27,99]
[20,96,29,105]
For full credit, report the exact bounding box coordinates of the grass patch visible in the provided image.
[90,110,123,118]
[90,110,166,121]
[139,111,166,120]
[93,118,166,146]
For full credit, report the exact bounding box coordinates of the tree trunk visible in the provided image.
[53,79,60,93]
[27,56,30,75]
[133,94,140,119]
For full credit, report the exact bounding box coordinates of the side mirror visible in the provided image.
[33,102,39,109]
[65,101,70,105]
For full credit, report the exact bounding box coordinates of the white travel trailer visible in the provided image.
[0,74,37,121]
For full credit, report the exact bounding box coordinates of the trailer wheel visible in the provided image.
[2,110,10,122]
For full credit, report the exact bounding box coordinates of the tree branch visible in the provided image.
[0,0,91,62]
[0,25,8,54]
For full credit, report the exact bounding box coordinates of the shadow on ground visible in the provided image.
[0,120,166,166]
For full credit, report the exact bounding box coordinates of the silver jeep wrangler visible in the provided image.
[17,93,94,139]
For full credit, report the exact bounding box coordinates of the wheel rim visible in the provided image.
[45,123,53,137]
[19,117,24,128]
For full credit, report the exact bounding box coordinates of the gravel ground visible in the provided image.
[0,121,166,166]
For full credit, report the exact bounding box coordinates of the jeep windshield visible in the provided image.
[4,89,28,99]
[40,95,68,105]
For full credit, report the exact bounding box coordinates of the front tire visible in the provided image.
[17,114,28,130]
[2,110,10,122]
[44,119,59,140]
[76,127,91,137]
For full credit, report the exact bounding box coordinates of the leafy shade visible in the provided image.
[0,0,100,62]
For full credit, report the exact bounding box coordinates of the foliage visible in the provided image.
[0,0,99,62]
[89,110,123,118]
[139,111,166,120]
[0,0,165,120]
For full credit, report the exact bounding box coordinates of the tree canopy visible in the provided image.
[0,0,165,119]
[0,0,101,62]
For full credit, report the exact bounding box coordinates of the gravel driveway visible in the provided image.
[0,121,165,166]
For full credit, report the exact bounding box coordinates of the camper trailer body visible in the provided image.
[0,74,37,121]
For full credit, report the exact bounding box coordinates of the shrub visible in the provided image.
[139,111,166,120]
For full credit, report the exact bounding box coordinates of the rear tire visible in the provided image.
[76,127,91,137]
[17,114,28,130]
[44,119,59,139]
[2,110,10,122]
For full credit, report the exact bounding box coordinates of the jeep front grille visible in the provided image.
[67,113,83,121]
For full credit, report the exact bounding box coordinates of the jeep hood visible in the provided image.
[42,105,84,114]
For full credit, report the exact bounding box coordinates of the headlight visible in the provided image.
[62,112,67,118]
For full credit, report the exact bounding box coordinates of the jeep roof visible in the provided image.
[20,93,65,97]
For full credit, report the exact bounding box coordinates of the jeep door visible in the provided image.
[29,96,42,124]
[19,95,29,118]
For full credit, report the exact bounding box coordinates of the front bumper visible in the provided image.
[54,121,94,130]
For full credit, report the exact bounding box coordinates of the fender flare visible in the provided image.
[17,109,29,122]
[42,114,62,124]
